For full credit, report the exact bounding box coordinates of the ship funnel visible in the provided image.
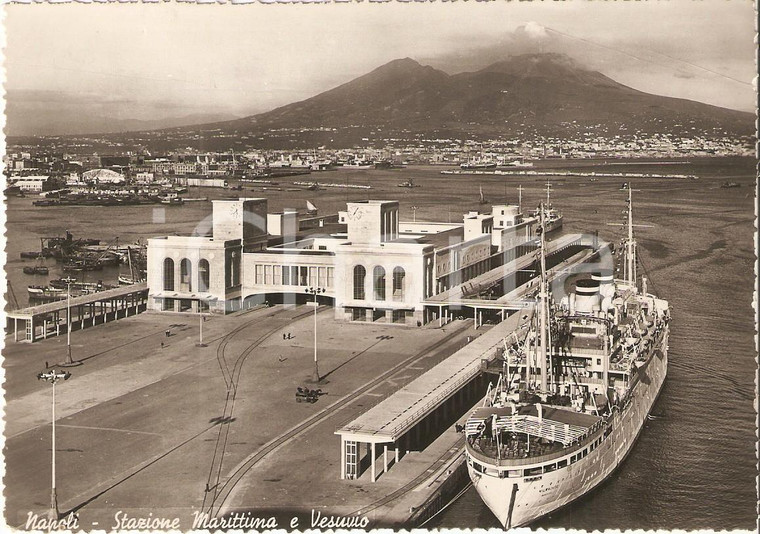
[574,278,601,314]
[592,272,615,299]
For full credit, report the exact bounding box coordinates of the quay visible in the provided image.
[5,283,148,342]
[336,311,526,483]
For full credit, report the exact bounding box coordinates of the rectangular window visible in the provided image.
[309,266,318,287]
[282,266,291,285]
[327,267,334,288]
[264,265,272,285]
[299,266,308,286]
[273,265,282,285]
[557,459,567,468]
[255,265,263,284]
[291,266,299,285]
[318,267,326,288]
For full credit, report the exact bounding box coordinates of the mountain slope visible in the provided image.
[183,53,752,141]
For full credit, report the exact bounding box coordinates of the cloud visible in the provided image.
[523,22,549,40]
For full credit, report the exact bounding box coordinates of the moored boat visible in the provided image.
[23,266,49,275]
[465,189,670,528]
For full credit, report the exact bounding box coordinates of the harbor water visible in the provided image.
[4,158,756,529]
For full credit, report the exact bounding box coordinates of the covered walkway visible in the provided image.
[424,233,601,328]
[335,309,530,482]
[6,283,149,343]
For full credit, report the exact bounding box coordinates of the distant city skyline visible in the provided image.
[4,1,756,136]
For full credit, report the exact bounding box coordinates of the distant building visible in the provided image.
[82,168,126,184]
[9,175,50,192]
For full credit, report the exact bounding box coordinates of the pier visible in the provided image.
[336,310,526,483]
[6,283,148,342]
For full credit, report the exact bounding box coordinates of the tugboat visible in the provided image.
[464,189,670,528]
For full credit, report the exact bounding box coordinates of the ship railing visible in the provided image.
[465,424,605,467]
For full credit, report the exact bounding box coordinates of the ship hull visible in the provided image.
[468,331,668,528]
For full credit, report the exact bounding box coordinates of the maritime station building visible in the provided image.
[146,197,541,325]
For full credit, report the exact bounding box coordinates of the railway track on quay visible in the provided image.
[207,318,474,517]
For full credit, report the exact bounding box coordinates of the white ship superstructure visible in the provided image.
[465,189,670,528]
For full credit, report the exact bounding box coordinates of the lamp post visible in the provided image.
[37,369,72,521]
[59,281,81,367]
[305,287,325,382]
[197,311,208,347]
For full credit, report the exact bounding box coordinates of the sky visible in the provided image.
[3,1,757,131]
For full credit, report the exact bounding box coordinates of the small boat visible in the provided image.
[23,266,49,275]
[28,285,65,296]
[397,178,419,188]
[20,251,42,259]
[49,277,78,289]
[160,195,184,205]
[118,275,144,285]
[720,181,740,189]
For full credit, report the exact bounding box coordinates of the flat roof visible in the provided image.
[336,310,528,443]
[7,282,148,319]
[415,226,465,249]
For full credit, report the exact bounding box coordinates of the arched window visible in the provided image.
[198,259,210,292]
[393,267,405,301]
[163,258,174,291]
[353,265,366,300]
[180,258,192,292]
[373,266,386,301]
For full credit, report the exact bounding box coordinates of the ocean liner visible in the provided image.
[464,188,670,528]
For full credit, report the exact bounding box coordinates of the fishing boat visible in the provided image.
[464,189,670,528]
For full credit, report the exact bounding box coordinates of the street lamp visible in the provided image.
[305,287,326,382]
[37,369,72,521]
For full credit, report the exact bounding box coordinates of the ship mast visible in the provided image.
[518,185,522,212]
[538,203,549,393]
[626,186,636,288]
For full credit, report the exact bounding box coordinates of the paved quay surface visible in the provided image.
[3,305,479,529]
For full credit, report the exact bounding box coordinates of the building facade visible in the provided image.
[146,197,539,325]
